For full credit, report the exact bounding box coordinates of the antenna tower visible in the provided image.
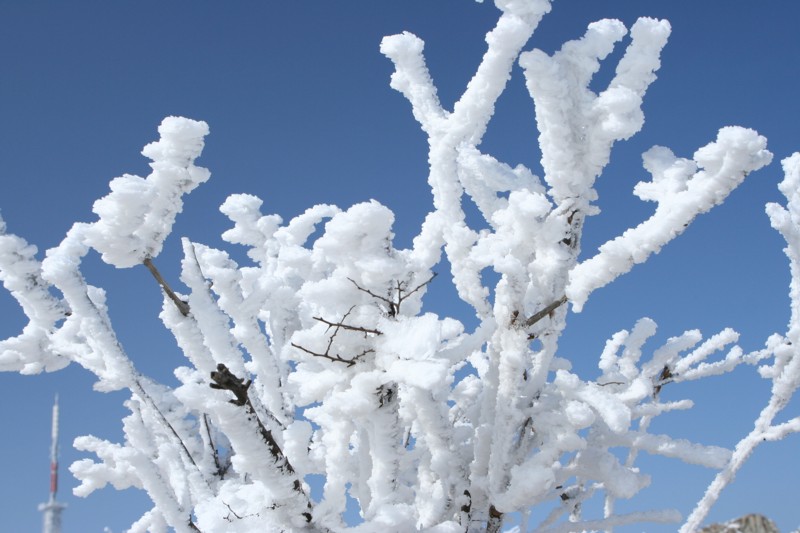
[38,395,66,533]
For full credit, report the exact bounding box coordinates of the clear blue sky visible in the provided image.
[1,1,798,531]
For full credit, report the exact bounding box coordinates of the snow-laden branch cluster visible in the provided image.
[678,154,800,532]
[1,1,799,532]
[568,129,772,311]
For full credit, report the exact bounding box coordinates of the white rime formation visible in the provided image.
[1,2,798,532]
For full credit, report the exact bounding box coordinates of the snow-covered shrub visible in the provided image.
[1,1,798,532]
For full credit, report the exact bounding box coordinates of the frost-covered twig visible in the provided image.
[681,154,800,532]
[567,129,772,311]
[0,216,70,373]
[87,117,210,268]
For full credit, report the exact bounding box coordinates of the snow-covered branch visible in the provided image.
[1,3,799,532]
[568,127,773,311]
[680,154,800,532]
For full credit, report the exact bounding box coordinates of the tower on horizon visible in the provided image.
[38,395,66,533]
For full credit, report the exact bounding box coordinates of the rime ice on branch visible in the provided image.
[0,2,798,532]
[89,117,210,268]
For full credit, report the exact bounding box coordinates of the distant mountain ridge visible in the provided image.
[699,514,780,533]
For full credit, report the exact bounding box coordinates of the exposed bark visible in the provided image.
[348,273,436,317]
[143,257,190,316]
[291,306,379,367]
[209,364,313,523]
[486,505,504,533]
[521,295,568,329]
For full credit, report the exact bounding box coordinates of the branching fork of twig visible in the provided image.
[291,306,377,367]
[348,272,437,317]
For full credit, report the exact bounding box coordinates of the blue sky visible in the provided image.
[1,1,799,531]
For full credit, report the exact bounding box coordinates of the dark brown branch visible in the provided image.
[487,504,504,533]
[202,414,229,479]
[209,364,313,523]
[291,342,364,367]
[348,272,437,317]
[459,490,472,525]
[312,315,383,337]
[653,365,674,397]
[222,501,261,521]
[560,209,584,250]
[210,364,252,406]
[325,306,352,349]
[514,417,534,451]
[376,383,397,408]
[291,306,377,366]
[396,272,438,311]
[143,257,190,316]
[224,501,243,521]
[522,295,568,328]
[348,277,393,307]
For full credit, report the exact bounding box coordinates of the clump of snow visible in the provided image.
[87,117,210,268]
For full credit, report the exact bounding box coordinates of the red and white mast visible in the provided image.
[39,395,66,533]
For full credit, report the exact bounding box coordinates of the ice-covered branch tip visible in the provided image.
[0,213,70,373]
[0,214,67,329]
[520,17,670,206]
[567,127,772,311]
[767,153,800,345]
[87,117,210,268]
[379,32,445,135]
[380,0,550,143]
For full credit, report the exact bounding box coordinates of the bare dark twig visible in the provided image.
[653,365,674,397]
[521,295,568,329]
[348,272,437,317]
[131,379,203,476]
[313,315,383,337]
[396,272,438,311]
[210,364,252,406]
[292,306,377,366]
[460,490,472,526]
[513,417,534,450]
[202,414,229,479]
[348,278,394,309]
[291,342,367,367]
[224,501,243,521]
[222,501,261,522]
[143,257,190,316]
